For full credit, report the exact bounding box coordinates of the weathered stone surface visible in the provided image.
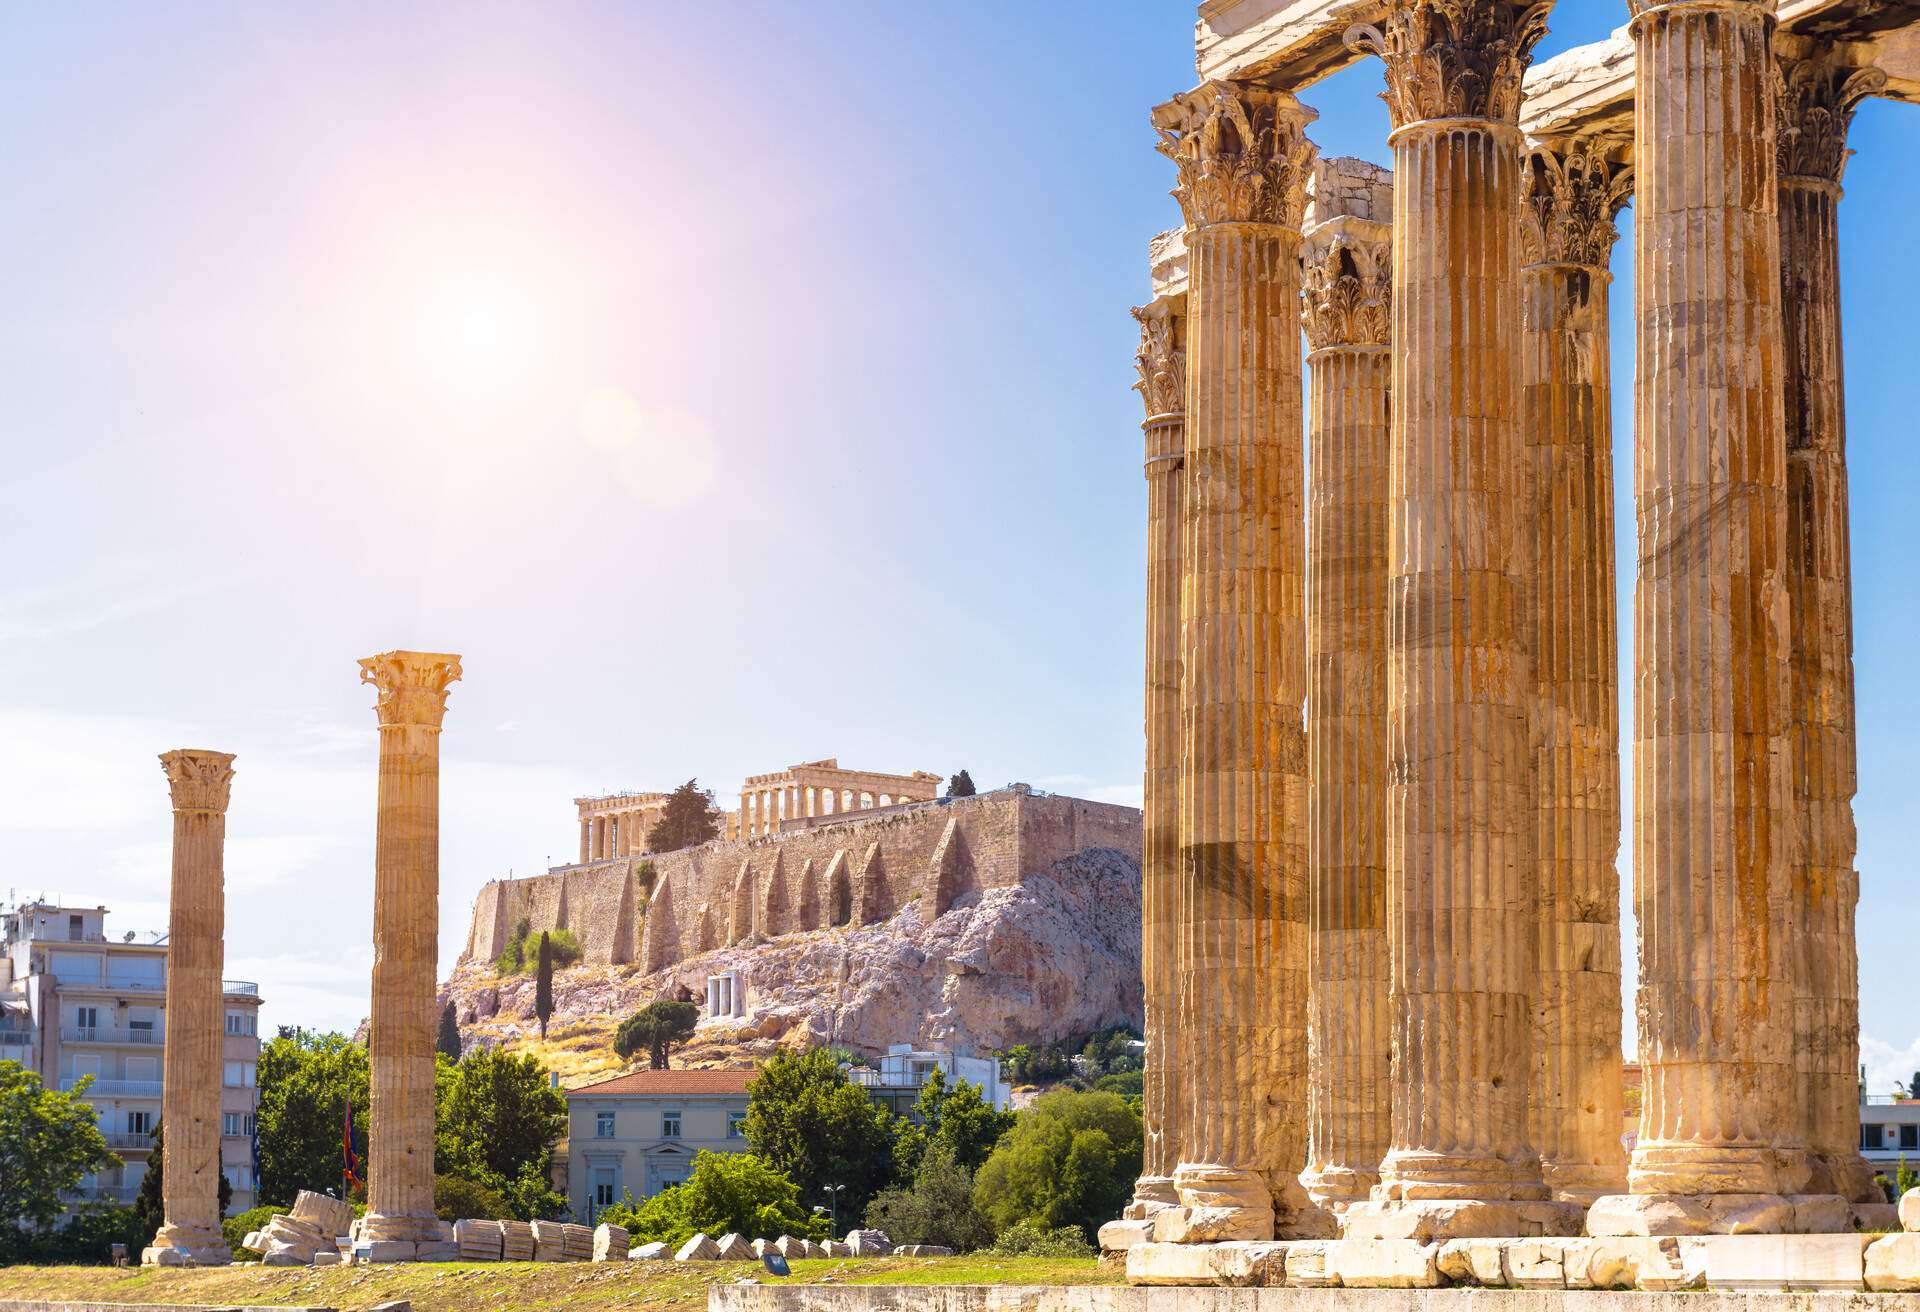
[1787,1194,1852,1235]
[291,1190,355,1238]
[1342,1199,1580,1243]
[1330,1239,1440,1289]
[897,1245,954,1257]
[1505,1240,1569,1289]
[1561,1238,1671,1290]
[1125,1241,1288,1288]
[312,1250,341,1267]
[714,1233,754,1260]
[1699,1233,1871,1290]
[1866,1233,1920,1291]
[675,1233,720,1262]
[772,1236,807,1260]
[1152,1203,1270,1245]
[630,1241,670,1260]
[144,749,237,1269]
[1098,1219,1155,1253]
[354,1240,418,1263]
[1283,1240,1338,1287]
[498,1219,534,1261]
[845,1229,891,1257]
[1435,1239,1505,1286]
[594,1223,630,1262]
[1902,1188,1920,1232]
[820,1240,851,1258]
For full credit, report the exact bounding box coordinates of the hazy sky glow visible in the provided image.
[4,3,1918,1094]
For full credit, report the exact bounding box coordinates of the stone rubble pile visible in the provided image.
[594,1222,631,1262]
[240,1191,356,1268]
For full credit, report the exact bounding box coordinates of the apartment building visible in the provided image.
[0,900,263,1213]
[565,1068,755,1218]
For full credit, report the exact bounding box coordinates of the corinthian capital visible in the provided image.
[1346,0,1550,130]
[1154,82,1318,230]
[1133,306,1186,421]
[160,749,236,814]
[1522,138,1633,268]
[1301,220,1392,351]
[359,650,463,729]
[1777,50,1886,185]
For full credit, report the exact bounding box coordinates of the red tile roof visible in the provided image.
[567,1068,757,1097]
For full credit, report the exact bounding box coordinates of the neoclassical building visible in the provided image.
[1125,0,1914,1253]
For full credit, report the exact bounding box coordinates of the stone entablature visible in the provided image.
[464,788,1140,976]
[737,759,941,839]
[575,792,672,863]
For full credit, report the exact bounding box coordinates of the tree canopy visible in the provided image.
[254,1029,369,1206]
[437,1002,463,1062]
[613,1000,700,1070]
[433,1048,568,1221]
[743,1049,897,1224]
[646,779,722,853]
[946,770,977,798]
[971,1088,1141,1242]
[864,1141,992,1252]
[893,1068,1014,1180]
[0,1062,120,1232]
[600,1149,829,1246]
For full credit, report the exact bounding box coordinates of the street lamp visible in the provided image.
[820,1183,847,1238]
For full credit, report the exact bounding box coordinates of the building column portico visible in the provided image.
[1592,0,1804,1233]
[1519,137,1631,1207]
[143,749,238,1268]
[358,649,463,1253]
[1153,79,1320,1242]
[1299,171,1393,1212]
[1776,38,1883,1207]
[1345,0,1576,1238]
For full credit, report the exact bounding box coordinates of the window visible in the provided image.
[229,1163,251,1189]
[596,1111,616,1139]
[727,1111,746,1140]
[222,1112,256,1137]
[68,915,84,942]
[75,1006,99,1034]
[593,1170,617,1207]
[1903,1125,1918,1152]
[226,1011,256,1037]
[223,1061,256,1089]
[1864,1124,1887,1149]
[661,1110,682,1138]
[127,1110,153,1136]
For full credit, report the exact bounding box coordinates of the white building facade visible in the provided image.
[564,1068,755,1220]
[0,901,263,1214]
[848,1044,1011,1117]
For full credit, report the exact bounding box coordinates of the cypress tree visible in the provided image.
[436,1000,463,1061]
[535,932,554,1039]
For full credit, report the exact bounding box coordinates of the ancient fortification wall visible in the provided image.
[462,788,1141,974]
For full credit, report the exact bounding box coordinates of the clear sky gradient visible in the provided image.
[3,3,1916,1091]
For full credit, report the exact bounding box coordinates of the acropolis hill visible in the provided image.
[447,785,1144,1083]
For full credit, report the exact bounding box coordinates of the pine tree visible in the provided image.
[437,1000,463,1062]
[946,770,977,798]
[535,932,554,1039]
[645,779,722,853]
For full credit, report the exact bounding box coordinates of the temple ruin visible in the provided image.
[1121,0,1919,1282]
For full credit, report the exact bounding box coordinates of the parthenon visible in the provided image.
[1124,0,1919,1269]
[737,759,942,839]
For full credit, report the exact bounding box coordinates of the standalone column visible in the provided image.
[1299,169,1393,1212]
[579,818,590,865]
[1778,42,1883,1207]
[1154,80,1319,1241]
[1348,0,1574,1237]
[143,749,237,1267]
[359,649,463,1254]
[1127,266,1187,1221]
[1520,138,1631,1206]
[1592,0,1801,1234]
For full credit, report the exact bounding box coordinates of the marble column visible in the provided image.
[1154,79,1318,1241]
[359,649,463,1251]
[1299,170,1393,1212]
[1346,0,1573,1236]
[143,749,237,1268]
[579,818,590,865]
[1592,0,1802,1234]
[1520,138,1631,1207]
[1127,249,1187,1219]
[1777,40,1883,1207]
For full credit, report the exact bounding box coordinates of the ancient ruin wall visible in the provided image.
[461,789,1141,972]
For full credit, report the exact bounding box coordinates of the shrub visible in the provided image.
[972,1089,1141,1243]
[222,1202,284,1257]
[863,1144,992,1252]
[986,1219,1095,1257]
[599,1150,828,1248]
[435,1172,514,1221]
[494,921,582,976]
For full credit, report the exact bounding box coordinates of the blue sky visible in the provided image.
[1,3,1916,1090]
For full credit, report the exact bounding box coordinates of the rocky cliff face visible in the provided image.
[441,846,1140,1084]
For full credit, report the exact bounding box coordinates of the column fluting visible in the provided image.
[1777,43,1884,1206]
[1300,181,1394,1212]
[359,649,463,1248]
[1348,0,1560,1227]
[1520,138,1631,1207]
[1130,278,1187,1216]
[1593,0,1802,1229]
[144,749,237,1267]
[1154,80,1318,1241]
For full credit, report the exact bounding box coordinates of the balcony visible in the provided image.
[64,1184,140,1204]
[60,1025,161,1046]
[102,1132,155,1150]
[61,1078,163,1097]
[223,980,259,996]
[0,1029,33,1048]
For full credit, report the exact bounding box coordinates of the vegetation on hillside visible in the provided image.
[646,780,723,853]
[613,1000,700,1069]
[494,917,582,976]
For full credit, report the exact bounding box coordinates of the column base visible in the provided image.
[1301,1163,1380,1211]
[1806,1151,1882,1205]
[1377,1148,1550,1201]
[142,1241,232,1268]
[1627,1140,1801,1196]
[358,1211,443,1244]
[1341,1197,1584,1242]
[1542,1159,1629,1207]
[1124,1174,1179,1220]
[1586,1192,1858,1235]
[1158,1164,1274,1242]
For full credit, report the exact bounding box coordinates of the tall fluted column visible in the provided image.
[1520,138,1631,1207]
[360,649,463,1252]
[579,818,590,865]
[1299,164,1393,1212]
[143,749,237,1267]
[1153,80,1319,1241]
[1128,240,1188,1220]
[1591,0,1801,1234]
[1778,41,1883,1207]
[1345,0,1575,1237]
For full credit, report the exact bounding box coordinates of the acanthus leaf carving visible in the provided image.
[160,748,237,814]
[1777,54,1886,185]
[359,650,464,729]
[1156,82,1317,230]
[1346,0,1550,130]
[1132,306,1186,420]
[1301,228,1392,351]
[1523,137,1633,269]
